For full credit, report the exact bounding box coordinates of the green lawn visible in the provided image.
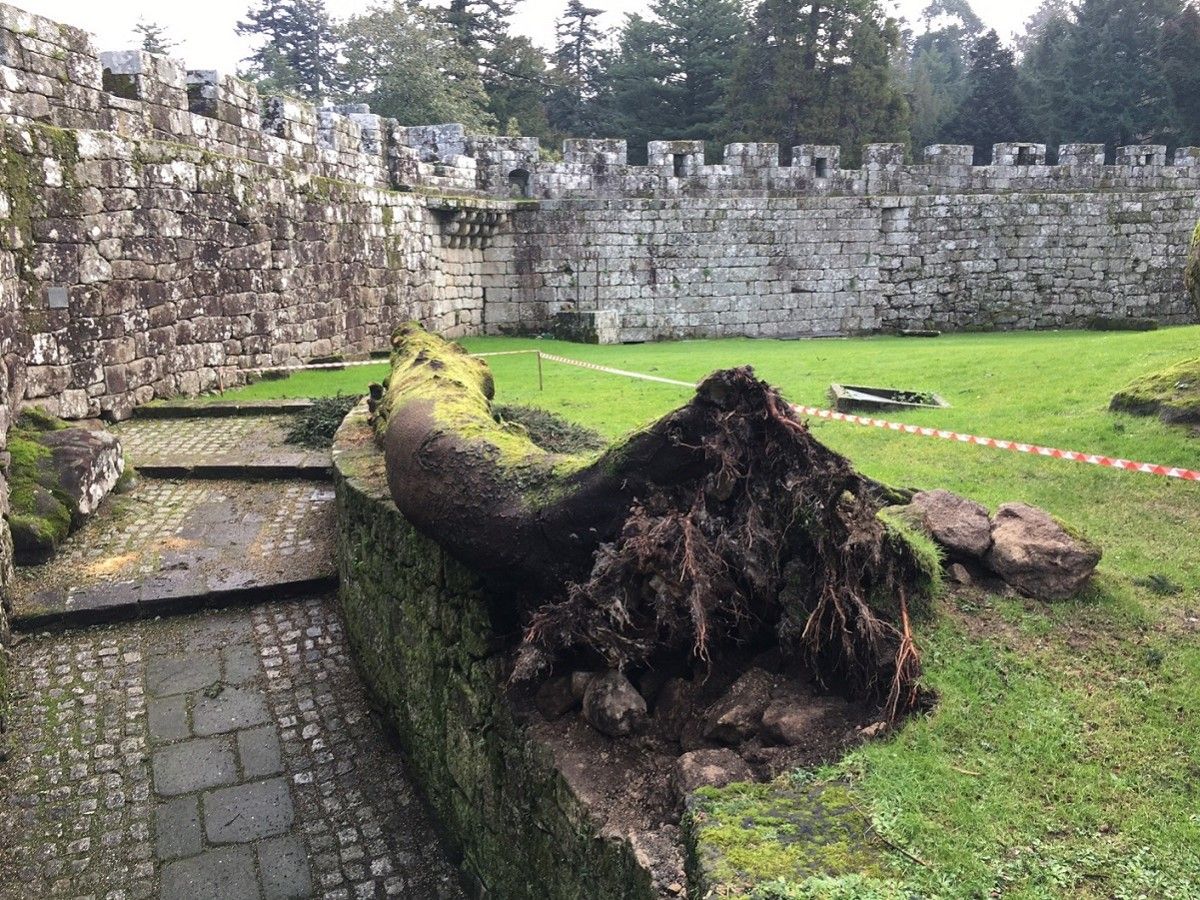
[225,327,1200,898]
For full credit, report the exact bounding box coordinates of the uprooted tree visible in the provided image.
[370,323,941,714]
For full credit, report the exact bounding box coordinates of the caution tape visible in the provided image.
[535,351,1200,482]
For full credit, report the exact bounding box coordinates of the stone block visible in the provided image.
[202,777,294,843]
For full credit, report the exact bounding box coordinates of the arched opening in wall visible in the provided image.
[672,154,686,177]
[507,169,531,198]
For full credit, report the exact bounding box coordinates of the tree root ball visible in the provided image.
[371,323,942,715]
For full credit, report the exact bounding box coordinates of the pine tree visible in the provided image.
[902,0,982,149]
[339,1,493,130]
[945,30,1026,162]
[485,35,553,141]
[604,15,675,158]
[1020,0,1190,152]
[237,0,337,100]
[548,0,608,136]
[724,0,910,164]
[133,19,180,55]
[445,0,516,53]
[1017,7,1072,150]
[1161,3,1200,147]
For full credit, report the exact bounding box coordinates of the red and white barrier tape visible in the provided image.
[536,351,1200,482]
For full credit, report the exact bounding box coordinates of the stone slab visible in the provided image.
[203,777,295,843]
[155,795,203,861]
[258,835,313,900]
[153,737,237,797]
[160,846,259,900]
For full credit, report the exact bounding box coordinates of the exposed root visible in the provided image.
[517,368,930,712]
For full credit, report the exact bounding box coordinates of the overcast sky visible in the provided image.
[21,0,1042,73]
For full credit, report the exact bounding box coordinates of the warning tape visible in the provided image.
[535,351,1200,483]
[240,348,539,374]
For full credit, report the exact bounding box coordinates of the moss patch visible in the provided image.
[685,781,885,899]
[7,409,78,561]
[1110,357,1200,424]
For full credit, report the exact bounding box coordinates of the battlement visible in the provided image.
[1,2,1198,203]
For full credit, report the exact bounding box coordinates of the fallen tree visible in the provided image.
[371,323,940,713]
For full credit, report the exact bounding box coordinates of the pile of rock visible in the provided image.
[537,666,875,804]
[907,489,1101,600]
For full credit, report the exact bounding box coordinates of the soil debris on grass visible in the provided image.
[284,394,361,447]
[494,403,607,454]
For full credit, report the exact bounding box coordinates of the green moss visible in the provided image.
[1110,356,1200,423]
[6,411,77,559]
[685,781,884,899]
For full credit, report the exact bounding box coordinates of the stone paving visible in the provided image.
[115,415,329,474]
[0,596,465,899]
[10,479,336,627]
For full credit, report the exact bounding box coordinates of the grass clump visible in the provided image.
[283,394,360,447]
[1109,357,1200,423]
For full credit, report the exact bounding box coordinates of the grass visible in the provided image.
[220,326,1200,898]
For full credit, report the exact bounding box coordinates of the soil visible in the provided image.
[511,652,884,895]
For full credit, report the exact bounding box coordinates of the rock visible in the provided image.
[760,691,842,747]
[654,677,698,742]
[909,489,992,559]
[702,668,773,745]
[535,676,577,720]
[986,503,1101,600]
[858,721,889,740]
[40,427,124,520]
[570,671,596,700]
[946,562,972,585]
[581,671,648,737]
[671,749,753,802]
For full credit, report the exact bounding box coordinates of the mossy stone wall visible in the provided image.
[332,405,656,900]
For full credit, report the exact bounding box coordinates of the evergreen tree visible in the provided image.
[133,19,180,55]
[445,0,517,52]
[1017,6,1073,150]
[1019,0,1194,152]
[603,15,675,158]
[902,0,982,149]
[548,1,609,135]
[237,0,337,100]
[339,1,494,130]
[1161,3,1200,146]
[945,30,1026,162]
[484,35,554,141]
[724,0,910,164]
[657,0,746,141]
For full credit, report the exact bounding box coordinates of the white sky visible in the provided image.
[21,0,1042,73]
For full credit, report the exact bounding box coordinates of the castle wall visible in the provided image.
[487,188,1198,339]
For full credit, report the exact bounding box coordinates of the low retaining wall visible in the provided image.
[332,404,656,899]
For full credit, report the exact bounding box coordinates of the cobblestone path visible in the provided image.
[0,409,466,899]
[115,415,329,474]
[0,598,465,900]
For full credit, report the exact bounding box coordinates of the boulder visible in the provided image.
[702,668,773,745]
[40,427,124,521]
[985,503,1101,600]
[654,677,698,742]
[671,749,753,802]
[7,410,125,563]
[760,691,842,747]
[535,676,577,720]
[909,489,992,559]
[581,671,648,737]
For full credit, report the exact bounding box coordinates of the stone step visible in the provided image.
[10,477,337,630]
[134,399,315,418]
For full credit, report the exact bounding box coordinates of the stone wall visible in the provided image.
[333,406,657,900]
[485,189,1199,340]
